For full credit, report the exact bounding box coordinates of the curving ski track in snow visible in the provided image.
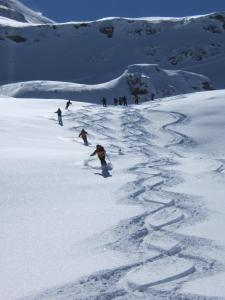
[21,104,225,300]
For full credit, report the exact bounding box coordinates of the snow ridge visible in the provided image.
[0,64,212,102]
[0,10,225,88]
[0,0,53,24]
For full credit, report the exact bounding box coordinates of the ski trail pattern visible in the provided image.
[21,105,225,300]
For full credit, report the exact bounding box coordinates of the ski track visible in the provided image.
[21,104,225,300]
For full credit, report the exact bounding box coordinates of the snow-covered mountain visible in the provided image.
[0,64,212,102]
[0,0,53,24]
[2,2,225,299]
[0,4,225,92]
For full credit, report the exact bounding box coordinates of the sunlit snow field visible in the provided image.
[1,91,225,299]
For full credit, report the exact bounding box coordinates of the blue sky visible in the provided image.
[21,0,225,22]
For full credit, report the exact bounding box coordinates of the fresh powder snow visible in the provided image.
[1,90,225,299]
[1,0,225,299]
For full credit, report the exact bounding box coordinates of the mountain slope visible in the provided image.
[0,0,53,24]
[0,12,225,88]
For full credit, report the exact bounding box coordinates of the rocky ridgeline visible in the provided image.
[0,1,224,91]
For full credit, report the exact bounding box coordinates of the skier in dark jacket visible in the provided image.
[151,93,155,101]
[123,96,128,106]
[90,144,107,166]
[79,129,88,145]
[134,95,139,104]
[55,108,63,125]
[102,97,107,107]
[114,98,118,105]
[65,100,72,110]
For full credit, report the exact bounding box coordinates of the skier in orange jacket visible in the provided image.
[90,144,107,166]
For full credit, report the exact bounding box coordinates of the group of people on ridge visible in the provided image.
[102,93,155,106]
[113,96,128,106]
[102,95,137,107]
[101,93,155,107]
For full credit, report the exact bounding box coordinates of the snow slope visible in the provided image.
[0,97,143,299]
[0,10,225,88]
[1,90,225,299]
[0,64,212,102]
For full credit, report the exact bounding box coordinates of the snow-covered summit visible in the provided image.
[0,64,212,102]
[0,0,53,24]
[0,10,225,88]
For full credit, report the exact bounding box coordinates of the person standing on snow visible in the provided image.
[134,95,139,104]
[123,96,128,106]
[55,108,63,125]
[114,98,118,105]
[65,100,72,110]
[151,93,155,101]
[90,144,107,167]
[79,129,88,145]
[102,97,107,107]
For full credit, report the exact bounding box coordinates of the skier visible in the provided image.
[65,100,72,110]
[79,129,88,145]
[90,144,107,167]
[123,96,128,106]
[134,95,139,104]
[114,98,118,106]
[118,97,123,105]
[55,108,63,126]
[151,93,155,101]
[102,97,107,107]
